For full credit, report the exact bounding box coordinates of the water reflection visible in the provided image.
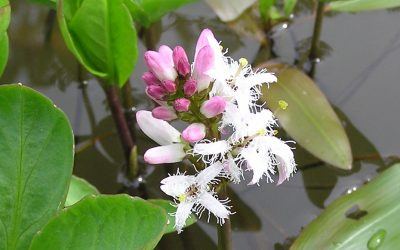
[2,0,400,249]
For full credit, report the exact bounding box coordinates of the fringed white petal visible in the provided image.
[160,174,196,197]
[224,155,242,184]
[258,136,296,185]
[196,162,224,187]
[193,140,230,156]
[175,201,195,233]
[198,192,230,221]
[136,110,181,146]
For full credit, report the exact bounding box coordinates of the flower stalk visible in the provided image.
[104,85,135,173]
[217,182,232,250]
[309,1,326,77]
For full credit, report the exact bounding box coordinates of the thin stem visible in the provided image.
[217,183,232,250]
[309,1,325,77]
[104,85,135,165]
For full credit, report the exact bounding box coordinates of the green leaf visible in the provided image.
[65,175,99,207]
[149,199,196,234]
[57,0,138,87]
[30,195,167,250]
[261,66,352,169]
[291,164,400,249]
[0,84,74,250]
[259,0,275,21]
[329,0,400,12]
[0,0,10,76]
[204,0,256,22]
[283,0,297,16]
[28,0,56,8]
[124,0,196,28]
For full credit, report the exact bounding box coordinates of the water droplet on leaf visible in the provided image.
[367,229,386,250]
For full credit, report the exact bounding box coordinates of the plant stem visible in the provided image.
[104,85,135,165]
[217,183,232,250]
[309,0,325,77]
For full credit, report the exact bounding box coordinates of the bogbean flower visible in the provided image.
[137,28,296,233]
[160,162,231,233]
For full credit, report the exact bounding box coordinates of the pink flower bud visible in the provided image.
[200,96,226,118]
[193,45,214,92]
[142,71,161,86]
[144,144,186,164]
[173,98,191,112]
[146,85,167,100]
[173,46,191,76]
[152,106,177,121]
[162,80,177,93]
[182,123,206,143]
[183,79,197,97]
[144,46,177,81]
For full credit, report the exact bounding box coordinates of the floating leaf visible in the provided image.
[291,163,400,249]
[149,199,196,234]
[57,0,138,87]
[328,0,400,12]
[261,66,352,169]
[0,84,74,249]
[204,0,256,22]
[65,175,99,207]
[124,0,196,28]
[0,0,10,76]
[30,195,167,249]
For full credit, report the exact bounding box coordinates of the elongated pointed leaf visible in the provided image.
[124,0,196,28]
[30,195,167,250]
[261,66,352,169]
[149,199,197,234]
[0,84,74,250]
[329,0,400,12]
[0,0,10,76]
[291,164,400,249]
[65,175,99,207]
[58,0,138,87]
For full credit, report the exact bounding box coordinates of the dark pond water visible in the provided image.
[2,0,400,249]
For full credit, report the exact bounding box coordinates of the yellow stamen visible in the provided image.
[239,58,248,67]
[178,194,186,203]
[257,128,267,136]
[273,130,278,135]
[219,45,223,51]
[278,100,288,110]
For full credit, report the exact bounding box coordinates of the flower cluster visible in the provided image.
[136,29,296,233]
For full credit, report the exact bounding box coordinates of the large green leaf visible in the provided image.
[124,0,196,28]
[261,66,352,169]
[149,199,197,234]
[57,0,138,87]
[291,163,400,249]
[328,0,400,12]
[0,0,10,76]
[30,195,167,249]
[65,175,99,207]
[0,84,74,250]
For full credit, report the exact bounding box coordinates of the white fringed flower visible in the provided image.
[160,163,231,233]
[238,135,296,185]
